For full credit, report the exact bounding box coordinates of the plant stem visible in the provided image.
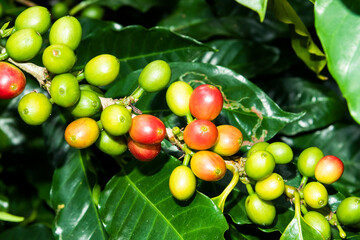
[300,204,308,216]
[69,0,98,15]
[299,176,308,190]
[329,214,347,239]
[186,112,193,124]
[245,183,254,195]
[130,86,145,103]
[76,71,85,82]
[211,161,239,212]
[183,153,191,166]
[0,50,8,60]
[96,120,103,130]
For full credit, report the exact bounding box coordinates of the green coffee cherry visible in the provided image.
[84,54,120,86]
[303,182,328,209]
[81,5,104,20]
[50,73,80,107]
[255,173,285,201]
[69,90,101,118]
[96,131,127,156]
[51,2,69,20]
[304,211,331,240]
[18,92,52,125]
[42,44,76,74]
[100,104,132,136]
[49,16,82,50]
[138,60,171,92]
[15,6,51,34]
[245,193,276,226]
[336,197,360,226]
[265,142,293,164]
[166,81,193,117]
[297,147,324,177]
[246,142,269,157]
[245,150,275,181]
[6,29,42,62]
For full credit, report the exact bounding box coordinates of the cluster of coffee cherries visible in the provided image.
[0,6,172,162]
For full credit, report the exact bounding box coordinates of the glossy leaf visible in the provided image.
[235,0,268,22]
[114,62,303,148]
[98,153,228,239]
[261,77,347,135]
[315,0,360,124]
[283,123,360,197]
[198,39,280,78]
[97,0,167,12]
[0,224,54,240]
[76,24,213,81]
[45,113,107,240]
[280,215,324,240]
[268,0,326,78]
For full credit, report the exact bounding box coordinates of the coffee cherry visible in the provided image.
[303,182,328,209]
[49,16,82,50]
[245,150,275,181]
[127,137,161,162]
[42,44,76,74]
[6,29,42,62]
[69,90,101,118]
[18,92,52,125]
[15,6,51,34]
[51,2,69,20]
[265,142,293,164]
[190,151,226,181]
[183,119,218,150]
[169,165,196,201]
[304,211,331,240]
[166,81,193,117]
[255,173,284,201]
[0,62,26,99]
[336,197,360,226]
[50,73,80,107]
[129,114,166,145]
[297,147,324,177]
[84,54,120,86]
[96,131,127,156]
[81,5,104,20]
[315,155,344,184]
[189,84,223,121]
[245,193,276,226]
[138,60,171,92]
[79,84,104,97]
[100,104,132,136]
[64,117,100,149]
[211,125,243,156]
[246,142,269,157]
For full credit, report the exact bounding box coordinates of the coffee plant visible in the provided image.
[0,0,359,239]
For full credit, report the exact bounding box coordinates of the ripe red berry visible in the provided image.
[189,84,223,121]
[315,155,344,184]
[129,114,166,145]
[0,62,26,99]
[128,137,161,162]
[190,151,226,181]
[183,119,218,150]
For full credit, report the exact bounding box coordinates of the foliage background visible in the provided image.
[0,0,360,239]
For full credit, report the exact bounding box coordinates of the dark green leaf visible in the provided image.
[235,0,268,22]
[260,77,347,135]
[282,123,360,197]
[98,153,228,239]
[0,224,54,240]
[268,0,326,78]
[97,0,167,12]
[76,24,212,81]
[198,39,280,78]
[315,0,360,124]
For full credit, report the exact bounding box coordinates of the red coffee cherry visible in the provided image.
[315,155,344,184]
[0,62,26,99]
[189,84,223,121]
[212,125,243,156]
[183,119,218,150]
[64,117,100,149]
[128,137,161,162]
[190,151,226,181]
[129,114,166,145]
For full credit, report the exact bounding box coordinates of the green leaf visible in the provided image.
[0,224,54,240]
[98,153,228,239]
[260,77,347,135]
[235,0,268,22]
[282,123,360,197]
[158,0,230,41]
[76,24,212,82]
[280,215,324,240]
[99,0,167,12]
[198,39,280,78]
[268,0,326,78]
[315,0,360,124]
